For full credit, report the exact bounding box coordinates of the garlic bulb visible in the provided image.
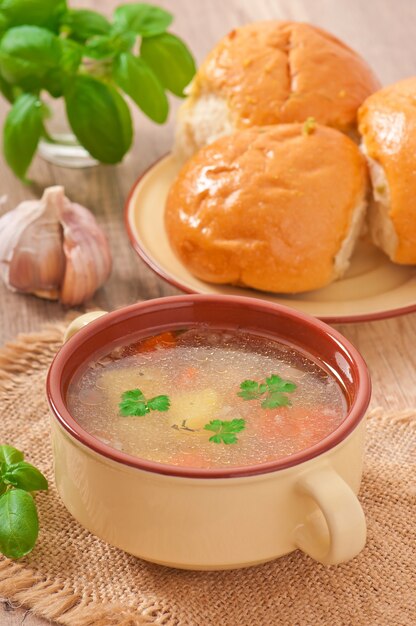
[0,186,112,306]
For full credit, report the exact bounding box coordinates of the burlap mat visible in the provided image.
[0,325,414,626]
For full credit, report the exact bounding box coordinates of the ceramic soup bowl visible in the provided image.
[47,295,371,570]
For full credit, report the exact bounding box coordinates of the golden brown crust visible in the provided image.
[192,21,380,132]
[358,77,416,263]
[165,124,368,294]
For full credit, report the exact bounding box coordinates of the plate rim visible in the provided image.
[124,154,416,324]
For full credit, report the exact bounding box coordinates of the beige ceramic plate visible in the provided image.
[125,154,416,323]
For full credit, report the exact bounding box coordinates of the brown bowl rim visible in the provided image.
[124,154,416,324]
[46,295,371,479]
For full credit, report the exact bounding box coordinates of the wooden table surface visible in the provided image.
[1,0,415,623]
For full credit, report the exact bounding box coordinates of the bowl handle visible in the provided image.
[63,311,108,343]
[293,464,366,565]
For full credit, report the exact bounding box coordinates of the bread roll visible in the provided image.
[358,77,416,264]
[165,124,369,294]
[176,21,380,160]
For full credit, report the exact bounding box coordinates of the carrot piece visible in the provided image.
[128,331,177,354]
[183,366,198,379]
[175,366,199,385]
[255,406,333,447]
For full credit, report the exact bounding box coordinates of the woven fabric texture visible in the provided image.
[0,325,414,626]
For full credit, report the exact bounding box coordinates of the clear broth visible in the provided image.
[67,326,347,468]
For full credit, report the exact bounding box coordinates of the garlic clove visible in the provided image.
[0,198,43,290]
[0,185,112,306]
[60,199,112,306]
[8,187,66,298]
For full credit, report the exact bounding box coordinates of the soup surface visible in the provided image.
[67,327,348,468]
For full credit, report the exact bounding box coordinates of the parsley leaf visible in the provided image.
[119,388,170,416]
[261,393,291,409]
[204,419,246,444]
[238,374,296,409]
[265,374,297,394]
[119,389,148,416]
[238,380,267,400]
[147,395,170,412]
[239,380,259,397]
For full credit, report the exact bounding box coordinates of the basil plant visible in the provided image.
[0,1,196,180]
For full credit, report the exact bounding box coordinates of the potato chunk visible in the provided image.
[168,389,220,430]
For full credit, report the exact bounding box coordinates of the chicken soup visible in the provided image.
[66,326,348,468]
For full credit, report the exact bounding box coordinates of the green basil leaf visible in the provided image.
[0,25,61,90]
[3,461,48,491]
[60,38,83,76]
[0,12,9,35]
[113,3,172,37]
[0,0,67,32]
[65,75,132,164]
[0,74,16,103]
[44,39,83,96]
[140,33,196,97]
[0,489,39,559]
[114,52,168,124]
[0,445,24,466]
[84,31,135,60]
[112,31,136,54]
[3,93,44,179]
[84,34,115,60]
[61,9,111,42]
[42,69,64,98]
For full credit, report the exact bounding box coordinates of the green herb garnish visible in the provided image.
[0,444,48,559]
[238,374,297,409]
[302,116,316,135]
[119,388,170,417]
[204,419,246,444]
[0,1,196,181]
